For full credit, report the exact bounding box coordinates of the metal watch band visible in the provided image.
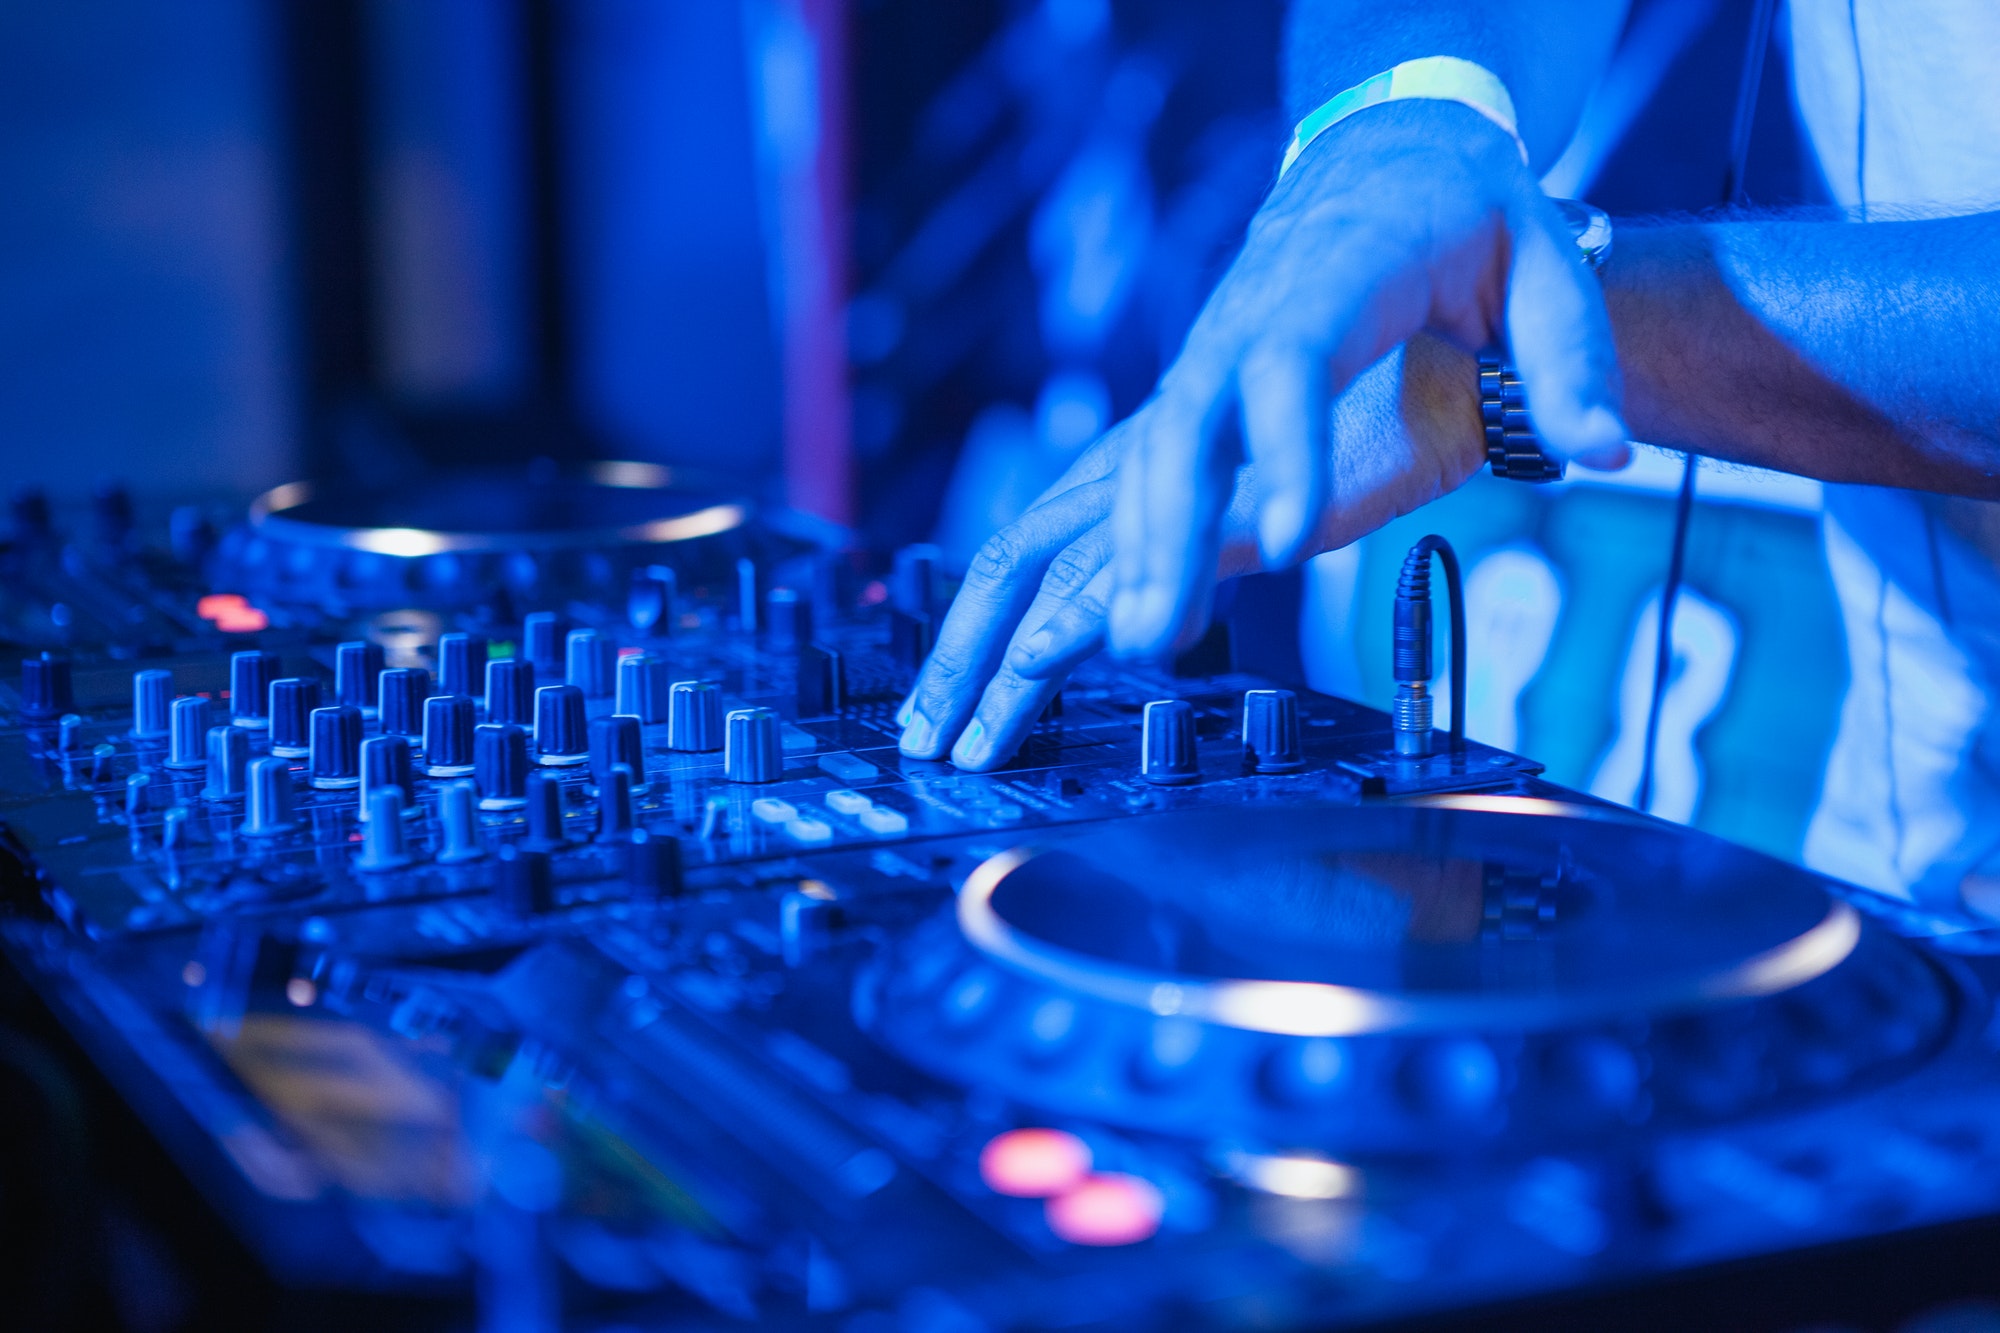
[1479,351,1566,483]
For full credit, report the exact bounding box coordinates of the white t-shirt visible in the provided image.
[1787,0,2000,911]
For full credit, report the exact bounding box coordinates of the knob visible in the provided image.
[597,764,636,841]
[495,843,555,915]
[437,633,487,699]
[89,743,116,784]
[533,684,588,764]
[436,780,483,863]
[892,543,940,617]
[355,787,414,871]
[590,713,646,794]
[565,629,615,699]
[19,653,74,723]
[735,556,760,632]
[166,696,212,770]
[628,566,677,636]
[423,694,476,774]
[360,735,415,819]
[615,652,671,723]
[474,723,530,810]
[170,505,215,565]
[485,658,535,727]
[11,487,53,544]
[668,681,723,752]
[308,705,363,789]
[724,707,781,783]
[202,725,250,802]
[242,756,297,836]
[93,480,135,550]
[625,827,684,901]
[764,587,811,651]
[522,612,563,673]
[125,772,153,819]
[1139,699,1199,785]
[268,678,319,758]
[334,641,384,716]
[1242,689,1305,774]
[131,669,173,740]
[378,667,429,738]
[229,651,278,729]
[523,770,568,852]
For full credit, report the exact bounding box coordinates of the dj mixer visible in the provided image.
[6,472,2000,1331]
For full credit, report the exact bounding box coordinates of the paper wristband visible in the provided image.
[1278,55,1530,179]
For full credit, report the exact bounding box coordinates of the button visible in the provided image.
[1139,699,1199,785]
[268,678,319,758]
[668,680,723,753]
[437,633,487,699]
[786,816,833,844]
[334,641,385,716]
[818,752,876,783]
[359,735,415,819]
[131,668,173,740]
[19,653,74,723]
[242,756,297,836]
[825,789,871,815]
[474,723,529,810]
[565,629,615,699]
[725,707,782,783]
[858,805,908,836]
[1242,688,1306,773]
[308,705,363,788]
[423,693,476,774]
[751,797,798,824]
[615,652,671,723]
[589,714,647,794]
[378,667,430,738]
[229,651,278,729]
[202,725,250,802]
[533,684,588,764]
[166,696,212,770]
[484,658,535,728]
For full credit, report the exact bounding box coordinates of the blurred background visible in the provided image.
[0,0,1843,860]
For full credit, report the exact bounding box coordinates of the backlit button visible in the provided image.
[1045,1174,1164,1246]
[858,805,909,836]
[785,816,833,844]
[979,1129,1091,1198]
[825,789,871,815]
[750,797,798,825]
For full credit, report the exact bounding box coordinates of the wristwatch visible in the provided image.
[1479,198,1614,482]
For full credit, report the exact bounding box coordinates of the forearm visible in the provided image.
[1608,217,2000,497]
[1283,0,1626,165]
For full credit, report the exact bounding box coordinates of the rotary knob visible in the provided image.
[474,723,530,810]
[131,668,173,741]
[423,694,476,775]
[378,667,429,738]
[308,705,363,789]
[1139,699,1199,786]
[628,566,677,637]
[334,641,384,716]
[534,684,589,765]
[484,658,535,728]
[166,696,213,770]
[19,654,74,723]
[565,629,615,699]
[724,707,782,783]
[668,680,723,752]
[523,770,568,851]
[615,652,670,723]
[1242,689,1305,774]
[523,612,563,674]
[202,725,250,802]
[229,651,278,729]
[268,678,319,759]
[590,714,647,794]
[359,735,415,819]
[437,633,486,699]
[242,756,298,837]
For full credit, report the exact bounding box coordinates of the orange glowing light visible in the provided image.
[978,1128,1092,1198]
[197,593,249,619]
[197,592,269,633]
[1044,1173,1164,1246]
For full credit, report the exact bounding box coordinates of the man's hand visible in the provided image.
[898,334,1490,770]
[1105,98,1629,659]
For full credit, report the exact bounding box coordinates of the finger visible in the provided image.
[898,479,1113,758]
[952,565,1114,770]
[1106,377,1231,660]
[1238,339,1329,566]
[1004,527,1112,677]
[1505,200,1630,468]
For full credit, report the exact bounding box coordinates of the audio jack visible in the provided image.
[1392,534,1466,759]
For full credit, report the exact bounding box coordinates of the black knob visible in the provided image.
[668,681,722,752]
[378,667,430,738]
[308,705,363,789]
[19,653,74,723]
[170,505,215,565]
[724,707,781,783]
[166,696,212,770]
[1140,699,1199,785]
[1242,689,1305,774]
[203,725,250,802]
[523,612,563,673]
[423,694,476,774]
[335,641,384,715]
[625,827,684,901]
[764,587,811,651]
[437,633,487,699]
[227,651,277,729]
[534,684,588,764]
[590,713,647,796]
[495,843,555,915]
[131,668,173,740]
[485,658,535,727]
[474,723,530,810]
[268,678,319,758]
[597,764,636,842]
[523,770,568,852]
[629,566,677,636]
[360,735,415,818]
[93,480,135,550]
[615,652,670,723]
[892,543,940,617]
[565,629,615,699]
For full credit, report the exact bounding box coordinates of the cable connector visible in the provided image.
[1392,535,1466,758]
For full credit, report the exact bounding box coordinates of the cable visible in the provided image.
[1393,535,1466,758]
[1636,0,1777,812]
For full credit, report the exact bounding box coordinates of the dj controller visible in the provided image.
[6,469,2000,1331]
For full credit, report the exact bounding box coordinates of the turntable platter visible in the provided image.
[863,798,1953,1154]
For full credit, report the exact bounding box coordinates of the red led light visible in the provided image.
[1044,1173,1164,1247]
[196,593,248,620]
[196,593,268,633]
[978,1128,1091,1198]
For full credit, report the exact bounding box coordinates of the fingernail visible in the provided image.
[1577,404,1629,451]
[899,712,935,757]
[1013,629,1053,665]
[1110,587,1172,658]
[895,696,916,728]
[1259,494,1305,564]
[950,718,987,769]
